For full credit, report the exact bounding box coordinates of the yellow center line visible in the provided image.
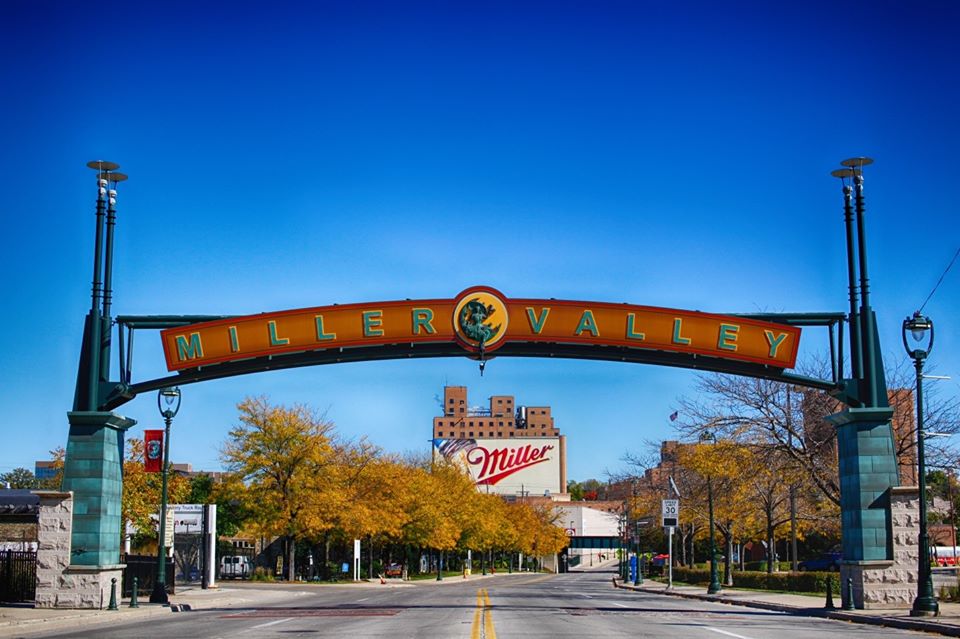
[483,588,497,639]
[471,588,497,639]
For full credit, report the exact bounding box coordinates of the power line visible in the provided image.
[919,245,960,313]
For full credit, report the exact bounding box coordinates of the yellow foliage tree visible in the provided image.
[221,396,336,581]
[122,438,190,544]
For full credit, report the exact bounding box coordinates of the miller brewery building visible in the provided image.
[431,386,568,499]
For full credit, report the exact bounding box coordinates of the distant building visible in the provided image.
[34,461,59,481]
[432,386,567,498]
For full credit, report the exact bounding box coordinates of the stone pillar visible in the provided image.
[58,411,134,608]
[828,406,903,608]
[35,491,73,608]
[840,487,920,609]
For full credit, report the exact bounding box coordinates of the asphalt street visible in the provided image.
[9,571,938,639]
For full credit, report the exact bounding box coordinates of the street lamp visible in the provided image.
[150,387,181,604]
[699,430,722,595]
[903,312,939,617]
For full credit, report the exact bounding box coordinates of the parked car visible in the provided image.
[798,552,841,571]
[220,555,251,579]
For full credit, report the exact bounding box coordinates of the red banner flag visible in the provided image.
[144,430,164,473]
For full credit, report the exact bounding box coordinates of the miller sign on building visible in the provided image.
[434,438,562,496]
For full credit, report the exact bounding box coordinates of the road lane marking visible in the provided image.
[610,602,629,608]
[356,597,370,602]
[483,589,497,639]
[239,617,293,633]
[471,588,497,639]
[703,627,755,639]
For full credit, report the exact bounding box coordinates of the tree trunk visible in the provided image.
[287,535,296,581]
[324,536,330,580]
[766,522,775,574]
[724,532,734,586]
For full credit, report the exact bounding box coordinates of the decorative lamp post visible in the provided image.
[699,430,722,595]
[903,312,939,617]
[150,387,181,604]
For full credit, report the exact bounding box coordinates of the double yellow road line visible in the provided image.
[471,588,496,639]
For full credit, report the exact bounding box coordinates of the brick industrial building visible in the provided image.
[432,386,567,499]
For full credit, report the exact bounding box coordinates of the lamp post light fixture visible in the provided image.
[150,387,181,605]
[903,312,939,617]
[699,429,722,595]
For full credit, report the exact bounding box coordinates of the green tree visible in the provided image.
[1,468,37,489]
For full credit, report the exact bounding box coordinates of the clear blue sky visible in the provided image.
[1,1,958,483]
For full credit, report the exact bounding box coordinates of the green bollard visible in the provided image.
[824,575,835,610]
[108,577,118,610]
[130,577,139,608]
[843,576,856,610]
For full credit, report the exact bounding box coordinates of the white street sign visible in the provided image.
[662,499,679,527]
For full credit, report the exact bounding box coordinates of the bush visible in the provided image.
[250,567,275,582]
[670,567,837,594]
[743,560,792,572]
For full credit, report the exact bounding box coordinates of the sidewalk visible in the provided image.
[614,577,960,637]
[0,572,517,637]
[0,584,298,637]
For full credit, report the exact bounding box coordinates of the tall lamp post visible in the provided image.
[150,387,181,604]
[903,312,939,617]
[699,430,722,595]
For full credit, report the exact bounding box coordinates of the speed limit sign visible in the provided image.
[662,499,679,527]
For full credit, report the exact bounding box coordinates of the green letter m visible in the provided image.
[175,332,204,361]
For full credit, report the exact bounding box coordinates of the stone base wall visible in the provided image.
[841,486,921,609]
[33,490,125,609]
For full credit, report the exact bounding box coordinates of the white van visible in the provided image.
[220,555,251,579]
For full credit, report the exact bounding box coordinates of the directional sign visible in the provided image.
[662,499,679,528]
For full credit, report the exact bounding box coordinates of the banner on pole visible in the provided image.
[144,430,164,473]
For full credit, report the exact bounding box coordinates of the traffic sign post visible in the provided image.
[667,526,674,589]
[662,500,679,589]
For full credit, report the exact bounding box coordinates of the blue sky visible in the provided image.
[1,1,958,483]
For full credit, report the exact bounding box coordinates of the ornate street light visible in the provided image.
[150,387,181,604]
[903,312,939,617]
[699,429,722,595]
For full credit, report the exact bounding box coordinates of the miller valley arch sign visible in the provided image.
[157,286,802,383]
[61,157,906,610]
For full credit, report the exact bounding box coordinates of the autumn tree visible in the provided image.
[220,396,336,581]
[122,438,190,543]
[674,362,960,510]
[676,439,757,581]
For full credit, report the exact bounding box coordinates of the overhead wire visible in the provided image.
[918,245,960,313]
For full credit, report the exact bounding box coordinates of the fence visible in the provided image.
[0,550,36,603]
[121,554,175,597]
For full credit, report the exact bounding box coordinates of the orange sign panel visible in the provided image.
[160,286,801,371]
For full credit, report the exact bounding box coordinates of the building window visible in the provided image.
[498,421,503,427]
[498,432,503,437]
[497,399,502,404]
[460,431,465,437]
[469,421,474,427]
[449,432,455,437]
[449,398,454,404]
[469,432,473,437]
[509,432,514,437]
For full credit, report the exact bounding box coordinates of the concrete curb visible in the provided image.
[613,579,960,637]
